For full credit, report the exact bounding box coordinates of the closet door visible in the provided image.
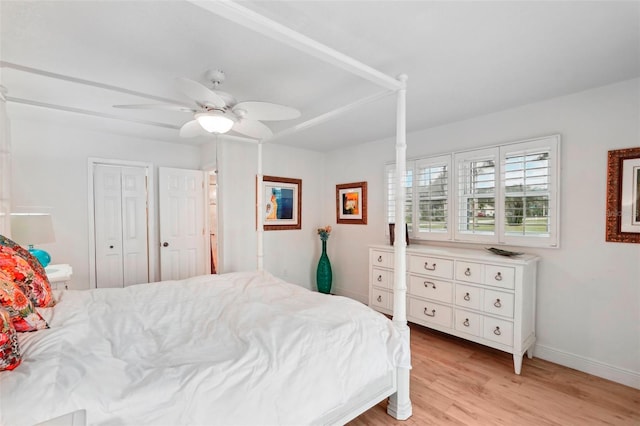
[94,165,149,288]
[121,166,149,286]
[94,165,125,288]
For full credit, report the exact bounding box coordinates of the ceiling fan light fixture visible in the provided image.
[195,111,235,134]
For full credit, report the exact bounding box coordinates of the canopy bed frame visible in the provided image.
[0,1,412,424]
[193,2,412,421]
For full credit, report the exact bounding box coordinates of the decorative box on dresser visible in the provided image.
[369,245,539,374]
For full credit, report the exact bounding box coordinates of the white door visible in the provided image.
[94,164,149,288]
[121,166,150,286]
[159,167,206,281]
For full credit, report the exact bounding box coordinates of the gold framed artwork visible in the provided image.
[262,175,302,231]
[605,147,640,243]
[336,181,367,225]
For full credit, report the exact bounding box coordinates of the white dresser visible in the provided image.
[369,245,538,374]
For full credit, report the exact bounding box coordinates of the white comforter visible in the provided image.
[0,271,405,426]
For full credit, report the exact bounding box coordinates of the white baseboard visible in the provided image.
[534,343,640,390]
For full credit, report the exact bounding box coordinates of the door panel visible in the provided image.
[94,165,124,288]
[159,167,206,281]
[120,166,149,286]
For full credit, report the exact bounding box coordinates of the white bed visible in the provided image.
[0,271,408,426]
[0,3,413,424]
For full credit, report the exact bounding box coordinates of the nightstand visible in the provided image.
[45,264,73,290]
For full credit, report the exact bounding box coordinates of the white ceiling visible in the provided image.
[1,1,639,151]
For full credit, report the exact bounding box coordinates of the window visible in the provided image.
[415,155,451,239]
[499,138,559,246]
[455,148,498,241]
[385,135,560,248]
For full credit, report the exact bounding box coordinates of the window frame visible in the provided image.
[453,147,500,244]
[498,136,560,247]
[385,135,561,248]
[414,155,452,240]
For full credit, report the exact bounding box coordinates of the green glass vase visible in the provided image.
[316,239,332,294]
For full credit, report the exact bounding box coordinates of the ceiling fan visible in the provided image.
[114,70,301,139]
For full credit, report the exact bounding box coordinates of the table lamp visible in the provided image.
[10,213,55,267]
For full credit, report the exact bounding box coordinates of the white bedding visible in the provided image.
[0,271,405,426]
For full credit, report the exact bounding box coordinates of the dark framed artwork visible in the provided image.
[262,175,302,231]
[605,147,640,243]
[336,181,367,225]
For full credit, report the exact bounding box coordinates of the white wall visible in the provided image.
[9,78,638,388]
[203,139,325,289]
[10,118,202,289]
[324,78,640,388]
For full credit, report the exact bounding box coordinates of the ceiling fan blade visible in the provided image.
[113,103,196,113]
[232,119,273,139]
[176,77,226,109]
[179,120,207,138]
[233,101,301,121]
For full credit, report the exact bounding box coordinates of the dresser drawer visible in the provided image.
[408,255,454,279]
[455,261,483,284]
[409,275,453,304]
[483,289,514,318]
[409,298,452,328]
[455,309,482,337]
[455,284,482,310]
[484,265,515,289]
[371,250,393,269]
[370,288,392,311]
[371,267,393,290]
[483,317,514,347]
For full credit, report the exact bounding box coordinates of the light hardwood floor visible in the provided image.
[348,323,640,425]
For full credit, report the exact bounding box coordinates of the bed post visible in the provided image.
[388,73,412,421]
[257,140,264,272]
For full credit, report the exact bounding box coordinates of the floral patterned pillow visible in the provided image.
[0,306,21,371]
[0,269,49,332]
[0,234,48,278]
[0,244,54,308]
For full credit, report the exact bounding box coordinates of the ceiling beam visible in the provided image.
[187,0,404,91]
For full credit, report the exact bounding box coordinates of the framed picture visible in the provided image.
[262,175,301,231]
[606,147,640,243]
[336,181,367,224]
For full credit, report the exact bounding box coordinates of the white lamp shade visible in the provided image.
[10,213,55,245]
[195,112,235,134]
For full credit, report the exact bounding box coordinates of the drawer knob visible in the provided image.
[423,308,436,317]
[464,267,471,276]
[377,295,382,303]
[377,275,382,282]
[493,326,501,336]
[494,299,502,308]
[463,318,470,327]
[423,281,436,289]
[495,272,503,281]
[463,292,471,301]
[377,255,383,262]
[424,262,436,271]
